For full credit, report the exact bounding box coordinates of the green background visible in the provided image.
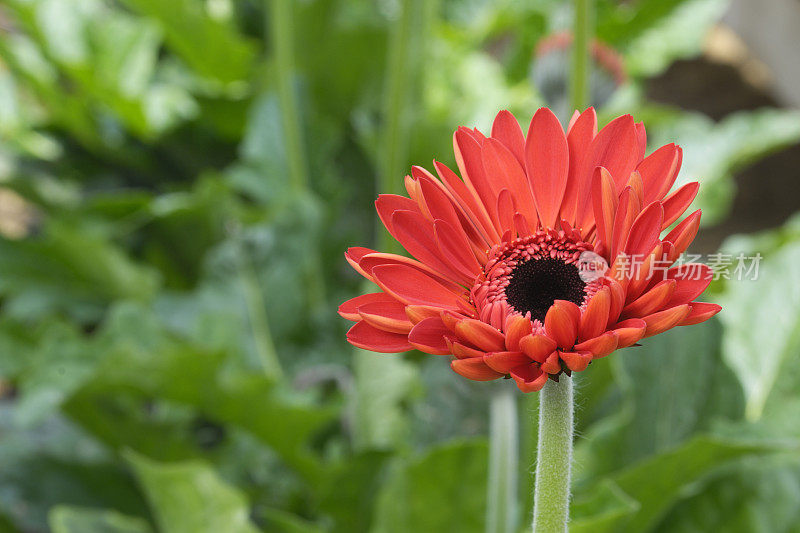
[0,0,798,531]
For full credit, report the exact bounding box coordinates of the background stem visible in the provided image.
[352,0,433,449]
[532,377,574,532]
[486,386,519,533]
[570,0,592,111]
[267,0,326,308]
[269,0,308,192]
[237,238,283,380]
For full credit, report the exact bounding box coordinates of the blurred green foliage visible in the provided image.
[0,0,798,532]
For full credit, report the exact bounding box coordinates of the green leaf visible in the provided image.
[119,0,257,84]
[66,302,335,481]
[719,236,800,421]
[0,430,148,533]
[597,0,695,46]
[233,93,290,204]
[0,222,160,323]
[653,455,800,533]
[49,506,152,533]
[125,451,261,533]
[619,0,729,77]
[646,108,800,225]
[372,440,488,533]
[4,0,197,138]
[260,509,324,533]
[575,320,744,484]
[609,436,781,532]
[352,348,419,450]
[13,320,100,425]
[317,450,391,533]
[570,480,639,533]
[0,31,101,146]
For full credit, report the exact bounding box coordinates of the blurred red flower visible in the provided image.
[340,108,720,392]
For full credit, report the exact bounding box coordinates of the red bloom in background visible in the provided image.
[339,108,720,392]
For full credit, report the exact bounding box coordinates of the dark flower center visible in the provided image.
[505,257,586,322]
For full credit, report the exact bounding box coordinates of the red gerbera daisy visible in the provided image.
[339,107,721,392]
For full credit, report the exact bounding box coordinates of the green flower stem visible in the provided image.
[486,386,519,533]
[529,0,592,522]
[532,376,574,532]
[570,0,592,112]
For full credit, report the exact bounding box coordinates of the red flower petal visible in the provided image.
[642,304,692,337]
[567,110,581,131]
[592,115,640,191]
[372,264,463,310]
[434,160,499,243]
[482,138,539,227]
[448,339,486,359]
[605,278,627,326]
[484,351,531,373]
[560,350,593,372]
[625,243,665,303]
[624,201,664,259]
[451,357,504,381]
[417,177,467,238]
[626,171,645,205]
[575,114,640,230]
[544,300,580,349]
[611,187,641,261]
[434,219,482,279]
[613,318,647,348]
[563,107,598,225]
[664,209,701,262]
[592,167,618,253]
[410,164,438,182]
[575,331,618,358]
[491,110,526,166]
[511,364,549,392]
[662,182,699,229]
[338,292,395,321]
[455,318,506,352]
[345,247,376,279]
[496,190,517,235]
[360,252,461,292]
[391,210,470,284]
[405,305,441,324]
[525,107,569,228]
[541,352,562,374]
[358,300,413,334]
[579,287,611,341]
[665,264,714,307]
[504,314,533,351]
[634,121,647,160]
[637,143,682,204]
[347,321,413,353]
[455,129,501,230]
[405,175,421,207]
[519,333,558,363]
[440,310,462,331]
[408,316,454,355]
[622,279,677,319]
[680,302,722,326]
[375,194,419,235]
[514,213,531,236]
